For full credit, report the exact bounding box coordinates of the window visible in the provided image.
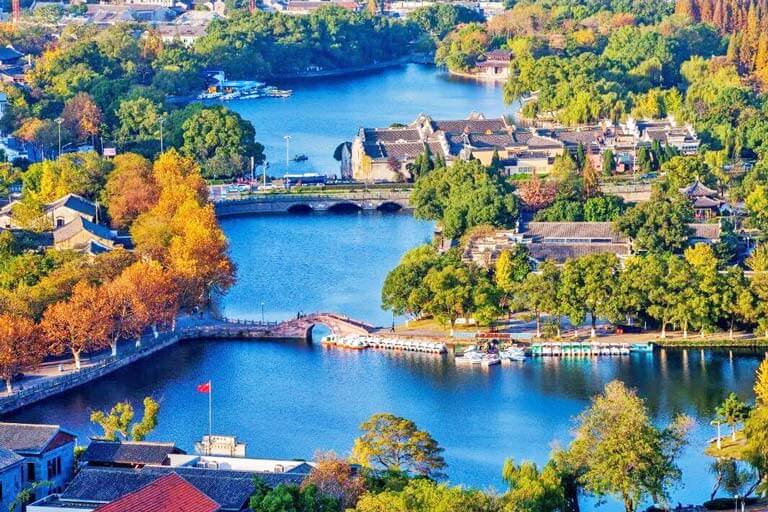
[27,462,35,481]
[47,456,61,479]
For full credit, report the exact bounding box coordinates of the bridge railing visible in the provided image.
[219,317,280,327]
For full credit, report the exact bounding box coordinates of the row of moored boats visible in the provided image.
[455,345,526,367]
[530,342,653,357]
[321,335,447,354]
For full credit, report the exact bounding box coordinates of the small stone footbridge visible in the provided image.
[181,313,376,342]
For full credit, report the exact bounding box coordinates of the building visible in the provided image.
[476,49,512,81]
[0,193,97,230]
[81,441,186,469]
[0,47,24,68]
[52,216,121,253]
[679,180,724,221]
[463,221,722,268]
[0,447,24,512]
[92,473,221,512]
[29,453,314,512]
[0,423,77,500]
[284,0,358,14]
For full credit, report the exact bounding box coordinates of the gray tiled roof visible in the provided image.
[62,465,307,511]
[47,194,97,218]
[523,222,627,243]
[0,446,23,471]
[83,441,184,466]
[53,216,114,245]
[363,128,420,144]
[0,422,65,455]
[689,223,721,241]
[431,118,507,134]
[680,180,718,198]
[529,243,630,263]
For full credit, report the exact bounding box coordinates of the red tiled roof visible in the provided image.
[94,473,220,512]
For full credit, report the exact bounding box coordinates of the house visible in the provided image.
[284,0,357,14]
[92,473,221,512]
[0,423,77,500]
[0,447,24,512]
[155,23,208,45]
[29,458,313,512]
[463,221,722,268]
[52,216,120,253]
[0,47,24,68]
[679,180,723,221]
[81,441,186,469]
[0,193,97,230]
[476,49,512,81]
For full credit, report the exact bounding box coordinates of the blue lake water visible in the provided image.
[226,63,514,176]
[3,66,761,510]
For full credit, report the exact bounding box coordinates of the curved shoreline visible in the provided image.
[269,54,434,80]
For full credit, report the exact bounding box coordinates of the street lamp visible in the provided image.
[261,302,265,324]
[55,117,63,157]
[159,115,167,153]
[283,135,292,167]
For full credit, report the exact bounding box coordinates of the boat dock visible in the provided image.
[529,342,653,357]
[321,334,447,354]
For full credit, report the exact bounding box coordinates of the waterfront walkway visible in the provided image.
[0,311,379,415]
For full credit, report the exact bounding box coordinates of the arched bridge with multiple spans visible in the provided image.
[214,191,411,217]
[181,312,376,342]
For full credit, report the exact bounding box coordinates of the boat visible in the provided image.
[601,345,611,356]
[500,349,526,362]
[619,344,631,355]
[610,346,621,356]
[320,334,336,345]
[530,344,543,356]
[630,342,654,353]
[481,353,501,367]
[347,337,368,350]
[456,352,484,365]
[292,154,309,162]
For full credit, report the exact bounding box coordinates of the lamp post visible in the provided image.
[283,135,292,168]
[159,115,167,153]
[55,117,63,157]
[261,302,265,324]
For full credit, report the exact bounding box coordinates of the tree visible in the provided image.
[602,149,616,176]
[423,264,474,334]
[351,413,446,479]
[567,381,691,512]
[301,452,366,510]
[517,178,558,211]
[354,479,494,512]
[582,158,600,198]
[502,458,564,512]
[250,482,339,512]
[116,97,161,144]
[495,246,531,297]
[181,106,264,178]
[745,185,768,232]
[583,195,624,221]
[615,193,693,253]
[41,281,111,370]
[0,314,44,393]
[103,153,158,229]
[516,261,559,338]
[90,396,160,441]
[118,260,178,339]
[561,254,621,338]
[381,245,440,319]
[636,146,653,173]
[61,92,102,143]
[716,393,751,441]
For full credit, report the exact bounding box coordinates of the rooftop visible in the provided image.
[0,422,75,455]
[93,473,220,512]
[83,440,185,467]
[0,445,23,471]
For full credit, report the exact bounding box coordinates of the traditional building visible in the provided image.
[0,194,98,230]
[679,180,723,221]
[0,423,77,500]
[0,447,24,512]
[81,441,186,469]
[463,221,721,268]
[52,216,120,253]
[92,473,221,512]
[476,49,512,81]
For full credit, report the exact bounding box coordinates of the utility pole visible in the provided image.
[283,135,292,168]
[263,161,268,187]
[55,118,63,157]
[159,115,166,153]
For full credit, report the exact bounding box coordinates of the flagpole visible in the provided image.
[208,380,212,455]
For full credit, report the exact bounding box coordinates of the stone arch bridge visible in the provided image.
[214,191,411,217]
[183,313,376,342]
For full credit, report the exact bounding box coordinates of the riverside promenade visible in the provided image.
[0,312,377,415]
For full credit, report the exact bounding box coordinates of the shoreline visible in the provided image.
[446,68,508,83]
[269,54,434,80]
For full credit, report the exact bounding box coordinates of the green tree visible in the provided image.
[516,261,559,338]
[423,264,474,334]
[561,254,621,338]
[351,413,446,479]
[116,97,162,145]
[354,478,495,512]
[583,195,624,221]
[615,193,693,253]
[602,149,616,176]
[502,458,564,512]
[495,246,531,296]
[567,381,691,512]
[90,396,160,441]
[716,393,751,441]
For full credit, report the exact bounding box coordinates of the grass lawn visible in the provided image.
[394,318,478,336]
[705,430,747,459]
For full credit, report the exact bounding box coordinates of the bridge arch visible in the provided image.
[287,203,314,214]
[327,202,362,213]
[269,313,374,341]
[376,201,403,212]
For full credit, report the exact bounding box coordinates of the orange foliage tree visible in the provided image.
[61,92,102,144]
[0,314,44,393]
[301,451,366,510]
[104,153,158,229]
[41,281,111,370]
[116,260,178,342]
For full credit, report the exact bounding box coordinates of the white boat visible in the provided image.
[320,334,336,345]
[610,346,621,356]
[500,349,526,362]
[456,352,484,365]
[619,344,630,355]
[600,346,611,356]
[481,354,501,367]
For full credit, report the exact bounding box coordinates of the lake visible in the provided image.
[226,63,515,176]
[3,66,759,510]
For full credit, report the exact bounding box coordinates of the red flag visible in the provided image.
[197,382,211,393]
